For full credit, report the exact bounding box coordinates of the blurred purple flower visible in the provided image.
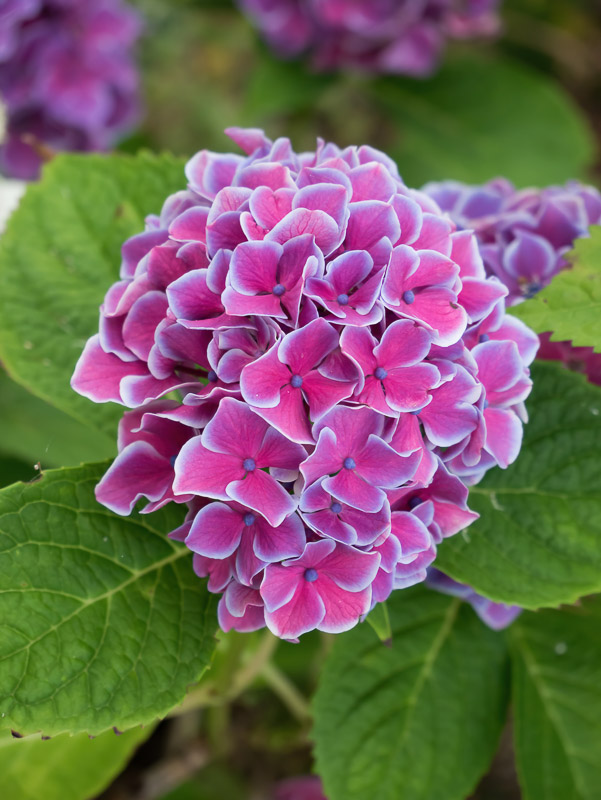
[72,127,536,640]
[0,0,142,179]
[238,0,501,76]
[425,176,601,388]
[427,569,522,629]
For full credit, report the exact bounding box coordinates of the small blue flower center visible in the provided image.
[331,502,343,514]
[243,512,256,526]
[410,408,422,416]
[290,374,303,388]
[402,289,415,304]
[483,399,489,410]
[272,283,286,296]
[478,333,490,343]
[408,496,423,509]
[337,293,349,305]
[207,370,218,383]
[243,458,256,472]
[374,366,388,381]
[343,457,356,470]
[523,281,542,299]
[169,455,177,468]
[304,568,319,582]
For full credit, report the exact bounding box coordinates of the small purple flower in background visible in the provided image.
[424,177,601,387]
[73,127,536,640]
[427,569,522,629]
[424,177,601,305]
[237,0,501,76]
[274,775,327,800]
[0,0,142,179]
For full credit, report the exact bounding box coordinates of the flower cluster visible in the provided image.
[425,177,601,385]
[237,0,501,76]
[424,178,601,305]
[0,0,141,179]
[72,128,537,640]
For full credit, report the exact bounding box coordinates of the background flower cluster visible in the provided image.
[0,0,141,179]
[237,0,501,76]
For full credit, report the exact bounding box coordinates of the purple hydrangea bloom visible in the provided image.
[238,0,501,76]
[0,0,142,179]
[72,128,537,640]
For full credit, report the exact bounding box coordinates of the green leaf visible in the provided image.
[510,596,601,800]
[0,725,151,800]
[0,371,114,468]
[512,226,601,353]
[365,601,392,643]
[436,362,601,609]
[372,53,594,187]
[313,586,509,800]
[0,462,218,736]
[0,152,186,438]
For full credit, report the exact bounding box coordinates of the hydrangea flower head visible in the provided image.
[72,128,536,640]
[0,0,142,179]
[238,0,501,76]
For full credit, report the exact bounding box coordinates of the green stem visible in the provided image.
[260,661,312,726]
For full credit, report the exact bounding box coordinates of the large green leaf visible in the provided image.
[0,462,218,736]
[372,53,595,187]
[0,725,151,800]
[436,362,601,608]
[0,152,186,438]
[512,226,601,353]
[312,586,509,800]
[0,371,114,468]
[511,596,601,800]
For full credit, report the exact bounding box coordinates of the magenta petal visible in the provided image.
[300,427,342,488]
[253,513,306,562]
[173,438,243,498]
[227,469,297,527]
[95,441,172,514]
[484,407,523,468]
[302,370,356,420]
[264,582,326,639]
[320,544,380,591]
[261,563,303,612]
[293,182,350,230]
[279,317,339,375]
[324,469,386,513]
[122,291,168,361]
[71,335,147,404]
[218,595,265,633]
[202,397,268,458]
[266,208,342,255]
[169,206,210,243]
[229,240,282,294]
[251,386,313,444]
[318,579,372,634]
[356,435,418,488]
[240,343,290,409]
[375,318,433,368]
[186,502,244,558]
